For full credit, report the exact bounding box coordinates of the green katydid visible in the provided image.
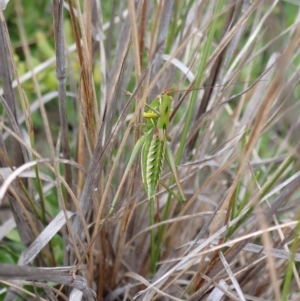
[110,92,185,216]
[141,93,186,201]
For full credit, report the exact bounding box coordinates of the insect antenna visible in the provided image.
[168,78,268,121]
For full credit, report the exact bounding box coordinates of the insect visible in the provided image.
[141,93,185,201]
[110,92,185,216]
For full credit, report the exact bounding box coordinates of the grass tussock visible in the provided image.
[1,1,300,300]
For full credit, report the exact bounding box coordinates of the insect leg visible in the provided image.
[165,145,186,201]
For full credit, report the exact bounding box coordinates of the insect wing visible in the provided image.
[141,130,166,199]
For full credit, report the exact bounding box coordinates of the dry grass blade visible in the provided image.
[0,9,25,167]
[53,0,72,205]
[23,210,74,264]
[0,264,96,300]
[207,279,229,301]
[219,251,246,301]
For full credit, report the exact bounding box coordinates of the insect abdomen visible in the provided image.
[141,132,165,199]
